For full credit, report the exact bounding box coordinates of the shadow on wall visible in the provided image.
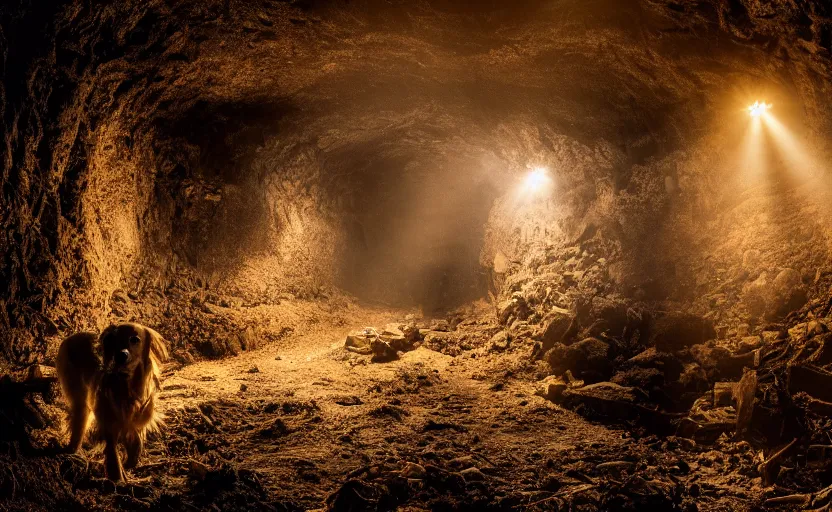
[152,102,347,301]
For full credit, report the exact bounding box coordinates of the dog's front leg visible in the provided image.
[124,432,143,470]
[103,434,126,482]
[66,402,90,453]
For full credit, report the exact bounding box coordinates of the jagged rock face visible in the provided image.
[1,0,831,366]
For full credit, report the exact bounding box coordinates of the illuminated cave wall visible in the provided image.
[1,0,832,367]
[483,91,832,335]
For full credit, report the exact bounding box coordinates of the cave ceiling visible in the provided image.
[5,0,827,180]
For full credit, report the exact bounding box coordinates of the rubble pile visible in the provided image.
[344,307,500,362]
[479,204,832,502]
[510,264,832,500]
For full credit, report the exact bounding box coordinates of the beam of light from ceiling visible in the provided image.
[737,113,765,189]
[759,111,818,182]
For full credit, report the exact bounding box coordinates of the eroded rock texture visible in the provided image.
[3,1,832,510]
[1,0,831,367]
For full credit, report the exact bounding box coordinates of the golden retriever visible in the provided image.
[56,322,168,481]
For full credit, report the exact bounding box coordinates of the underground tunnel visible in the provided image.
[1,0,832,510]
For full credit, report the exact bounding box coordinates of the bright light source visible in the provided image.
[748,101,771,118]
[524,167,550,191]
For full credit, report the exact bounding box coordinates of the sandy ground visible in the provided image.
[17,301,764,511]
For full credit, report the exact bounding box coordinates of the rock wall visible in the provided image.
[1,0,831,369]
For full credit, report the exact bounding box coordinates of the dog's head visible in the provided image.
[100,323,168,376]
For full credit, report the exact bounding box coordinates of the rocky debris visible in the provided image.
[742,268,808,320]
[498,293,530,325]
[584,296,637,339]
[346,315,501,362]
[345,329,375,355]
[459,467,485,482]
[0,368,58,452]
[547,381,681,433]
[649,312,715,352]
[345,323,428,362]
[401,462,426,479]
[546,337,612,383]
[529,272,832,498]
[489,331,510,351]
[535,307,576,352]
[429,319,452,332]
[536,375,569,402]
[370,338,399,363]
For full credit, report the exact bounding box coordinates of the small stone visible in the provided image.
[536,375,567,402]
[188,459,210,480]
[493,251,510,274]
[459,467,485,482]
[382,323,405,337]
[430,319,451,332]
[808,320,828,337]
[240,384,248,392]
[498,294,529,325]
[736,324,750,337]
[741,249,761,270]
[345,331,373,355]
[247,366,260,373]
[490,331,510,351]
[402,462,426,479]
[761,330,781,344]
[738,336,762,353]
[788,323,808,340]
[536,310,574,352]
[449,456,475,470]
[774,268,801,291]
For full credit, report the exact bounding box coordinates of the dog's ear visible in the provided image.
[144,326,169,364]
[99,325,117,358]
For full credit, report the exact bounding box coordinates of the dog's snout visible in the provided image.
[115,349,130,365]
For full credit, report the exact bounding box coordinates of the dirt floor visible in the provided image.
[3,300,772,511]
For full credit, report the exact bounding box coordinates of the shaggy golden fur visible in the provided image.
[56,322,168,482]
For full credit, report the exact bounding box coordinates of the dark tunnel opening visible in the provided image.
[335,153,499,312]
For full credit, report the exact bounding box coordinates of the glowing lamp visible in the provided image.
[748,101,771,118]
[523,167,551,192]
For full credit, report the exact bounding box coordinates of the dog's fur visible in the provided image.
[56,323,168,482]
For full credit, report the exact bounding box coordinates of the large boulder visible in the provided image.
[742,269,807,320]
[498,293,530,325]
[582,296,641,339]
[546,337,612,382]
[649,313,715,352]
[535,308,577,352]
[620,347,684,381]
[345,330,374,355]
